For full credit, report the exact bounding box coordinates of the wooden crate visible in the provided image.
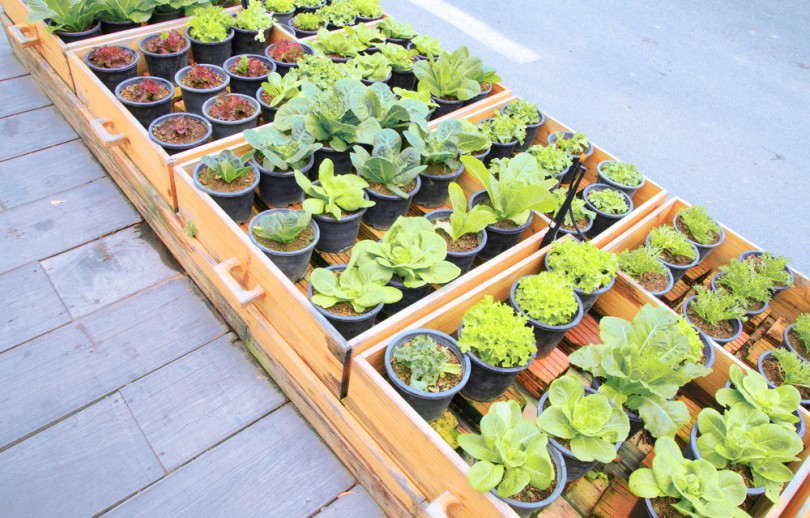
[346,243,810,518]
[601,197,810,371]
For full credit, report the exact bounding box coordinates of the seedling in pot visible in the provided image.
[252,209,313,246]
[181,64,225,89]
[313,28,366,59]
[344,23,384,50]
[378,18,417,41]
[353,83,430,133]
[410,34,443,57]
[268,40,306,63]
[458,295,535,369]
[716,259,772,311]
[628,436,749,518]
[229,55,272,77]
[743,252,793,290]
[310,262,401,315]
[290,12,324,31]
[206,93,257,121]
[618,247,670,293]
[349,53,392,81]
[766,349,810,401]
[200,149,255,185]
[503,98,541,126]
[790,313,810,360]
[551,131,589,156]
[478,111,526,145]
[515,272,579,327]
[599,162,642,188]
[648,225,697,265]
[27,0,103,33]
[413,46,487,103]
[378,43,417,72]
[686,285,746,338]
[296,0,324,7]
[87,46,136,68]
[545,188,595,230]
[431,183,496,245]
[296,159,375,220]
[546,239,618,295]
[143,29,187,53]
[676,204,722,245]
[258,71,302,108]
[119,78,170,103]
[403,119,489,175]
[352,129,426,198]
[319,1,356,28]
[187,5,235,42]
[347,0,384,19]
[234,1,275,42]
[245,122,321,172]
[151,115,210,147]
[716,364,801,432]
[586,187,629,215]
[527,144,573,179]
[266,0,295,12]
[391,334,461,392]
[97,0,157,24]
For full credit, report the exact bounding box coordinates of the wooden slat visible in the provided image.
[0,0,28,25]
[315,484,386,517]
[0,106,76,161]
[0,28,26,79]
[0,75,48,116]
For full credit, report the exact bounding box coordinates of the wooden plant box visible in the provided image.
[601,197,810,372]
[346,242,810,518]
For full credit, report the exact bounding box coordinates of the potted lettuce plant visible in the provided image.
[413,46,487,118]
[186,5,235,65]
[148,113,212,154]
[682,285,745,345]
[596,161,645,198]
[255,70,301,123]
[194,150,259,224]
[96,0,154,34]
[476,111,527,163]
[115,77,174,129]
[456,295,536,401]
[248,209,320,282]
[264,40,314,77]
[319,1,356,30]
[408,34,443,61]
[202,93,260,140]
[646,225,699,283]
[350,0,384,22]
[378,42,418,90]
[618,246,674,297]
[176,63,230,116]
[739,250,794,297]
[139,29,190,81]
[501,98,545,152]
[265,0,295,25]
[27,0,103,43]
[547,131,592,183]
[224,54,276,96]
[288,11,323,37]
[312,28,365,62]
[784,313,810,361]
[711,259,773,317]
[543,187,595,237]
[378,18,416,46]
[83,45,139,92]
[582,184,633,238]
[759,348,810,408]
[349,53,393,85]
[527,144,574,184]
[233,0,275,55]
[544,239,618,313]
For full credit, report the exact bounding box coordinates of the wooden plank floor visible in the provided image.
[0,32,382,517]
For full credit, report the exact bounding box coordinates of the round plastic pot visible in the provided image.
[307,265,382,340]
[312,145,352,176]
[413,162,463,208]
[384,329,470,422]
[463,81,493,107]
[248,209,320,282]
[100,19,139,35]
[476,118,518,163]
[175,65,230,116]
[384,36,412,48]
[84,46,139,92]
[739,250,794,297]
[232,26,272,56]
[596,160,646,198]
[265,41,314,77]
[295,1,326,14]
[255,86,281,124]
[543,253,616,314]
[469,190,532,261]
[148,113,212,155]
[288,23,318,39]
[54,22,101,44]
[271,10,295,26]
[681,296,743,345]
[642,262,675,298]
[193,162,259,224]
[710,272,770,319]
[673,213,725,264]
[139,33,191,81]
[115,77,174,129]
[582,184,633,239]
[186,27,234,66]
[381,281,431,319]
[424,210,486,275]
[254,153,313,207]
[361,72,392,86]
[497,106,545,153]
[459,323,536,401]
[305,181,369,253]
[510,276,584,358]
[547,132,594,183]
[224,54,276,96]
[362,177,421,231]
[759,350,810,408]
[492,446,566,517]
[202,93,261,140]
[429,96,463,120]
[552,215,594,241]
[783,324,810,362]
[148,9,183,24]
[644,233,699,284]
[387,68,417,90]
[539,386,622,482]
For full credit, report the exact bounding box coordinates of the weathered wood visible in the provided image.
[105,405,356,518]
[316,484,386,517]
[0,140,106,210]
[120,333,287,471]
[0,106,76,162]
[0,25,27,79]
[0,178,140,274]
[0,393,164,516]
[41,224,181,318]
[0,262,70,353]
[0,75,48,117]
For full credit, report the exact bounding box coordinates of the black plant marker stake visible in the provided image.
[540,158,588,248]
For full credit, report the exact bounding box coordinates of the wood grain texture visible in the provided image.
[0,74,48,117]
[0,140,105,210]
[106,405,356,518]
[315,484,384,517]
[121,333,287,471]
[0,276,227,449]
[0,106,76,161]
[0,393,164,517]
[0,178,140,274]
[0,262,70,353]
[42,224,181,318]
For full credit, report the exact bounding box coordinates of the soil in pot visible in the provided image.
[635,271,669,293]
[675,215,722,249]
[254,226,315,252]
[509,478,558,505]
[265,40,313,76]
[391,350,462,393]
[177,65,229,116]
[116,77,174,129]
[425,210,485,275]
[685,304,736,340]
[761,354,810,400]
[84,46,139,91]
[149,114,211,154]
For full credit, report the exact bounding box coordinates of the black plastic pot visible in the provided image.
[710,272,770,319]
[424,210,486,275]
[500,105,546,153]
[54,22,101,44]
[224,54,276,96]
[83,46,140,92]
[202,93,260,140]
[148,113,212,155]
[287,23,319,39]
[543,252,616,314]
[253,153,313,207]
[783,323,810,362]
[673,213,725,263]
[356,14,384,23]
[492,446,566,517]
[307,265,381,340]
[510,276,584,358]
[476,118,519,164]
[469,190,532,261]
[413,163,463,208]
[100,19,139,35]
[539,386,622,481]
[248,209,320,282]
[596,160,646,198]
[115,77,174,129]
[547,131,594,183]
[360,72,392,86]
[739,250,794,297]
[295,1,326,14]
[463,81,493,107]
[644,233,699,284]
[388,68,417,90]
[759,350,810,408]
[582,184,633,239]
[186,27,234,66]
[139,32,191,81]
[384,36,412,48]
[148,9,183,24]
[382,281,431,319]
[232,26,272,56]
[459,324,536,401]
[384,329,470,422]
[270,10,295,26]
[681,296,743,345]
[175,65,230,116]
[193,162,259,224]
[305,180,369,253]
[264,41,314,77]
[363,177,421,231]
[312,145,352,176]
[255,86,282,124]
[429,96,463,120]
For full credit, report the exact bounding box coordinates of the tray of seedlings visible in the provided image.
[345,236,810,517]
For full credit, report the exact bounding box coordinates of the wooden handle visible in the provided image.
[9,25,40,48]
[90,118,126,148]
[213,257,264,307]
[423,491,460,518]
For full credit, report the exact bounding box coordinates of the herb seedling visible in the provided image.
[432,183,496,242]
[689,285,746,325]
[392,335,461,392]
[200,149,255,184]
[296,158,375,220]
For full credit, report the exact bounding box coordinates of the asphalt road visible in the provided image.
[382,0,810,274]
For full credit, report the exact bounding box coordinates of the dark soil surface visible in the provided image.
[391,342,461,393]
[686,305,735,339]
[198,167,256,193]
[660,248,693,266]
[789,329,810,361]
[151,116,208,145]
[762,356,810,399]
[635,271,668,292]
[675,216,720,246]
[433,220,480,253]
[254,226,314,252]
[119,82,170,103]
[651,496,689,518]
[368,180,417,196]
[509,476,556,504]
[426,163,458,176]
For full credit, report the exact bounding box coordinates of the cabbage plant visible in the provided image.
[310,262,401,314]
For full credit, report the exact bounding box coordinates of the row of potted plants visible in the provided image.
[280,0,385,36]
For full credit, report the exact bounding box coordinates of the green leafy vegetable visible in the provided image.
[259,70,302,108]
[618,247,668,279]
[688,285,746,325]
[235,0,274,40]
[502,98,540,126]
[295,158,375,220]
[717,259,773,307]
[715,364,801,431]
[312,27,365,58]
[97,0,156,23]
[310,263,401,313]
[676,205,721,245]
[200,149,254,184]
[378,18,416,39]
[346,0,383,18]
[291,12,323,30]
[546,239,618,295]
[432,183,496,243]
[771,348,810,390]
[378,42,417,72]
[27,0,104,33]
[551,131,589,156]
[265,0,295,12]
[296,54,360,89]
[411,34,442,57]
[457,295,535,368]
[546,188,595,227]
[392,334,461,392]
[349,53,392,81]
[244,120,321,172]
[648,225,697,262]
[252,209,311,244]
[403,119,488,171]
[478,111,527,145]
[600,161,643,187]
[413,46,484,102]
[515,272,579,326]
[746,252,792,288]
[187,5,234,43]
[318,1,355,28]
[351,81,430,133]
[344,23,384,48]
[351,128,426,199]
[527,144,573,178]
[795,313,810,350]
[587,188,629,215]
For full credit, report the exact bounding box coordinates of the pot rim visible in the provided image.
[185,26,235,45]
[582,183,634,219]
[681,296,743,344]
[202,93,261,125]
[247,208,321,257]
[148,113,212,150]
[115,76,175,107]
[510,275,585,331]
[83,45,140,73]
[175,64,231,93]
[595,159,646,190]
[193,161,260,198]
[491,445,567,510]
[644,232,700,271]
[672,213,725,250]
[139,31,191,57]
[307,264,384,322]
[223,54,277,81]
